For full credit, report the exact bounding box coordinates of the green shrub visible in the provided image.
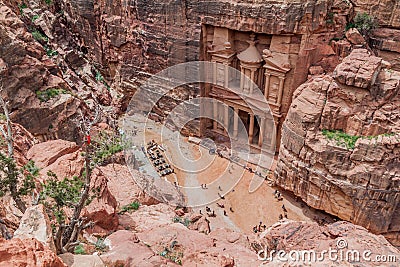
[32,15,39,22]
[365,132,395,140]
[172,216,191,227]
[95,238,107,251]
[45,46,58,57]
[322,129,360,149]
[45,0,52,5]
[95,70,111,91]
[159,248,183,265]
[120,201,140,213]
[40,172,85,224]
[36,88,69,102]
[19,3,27,15]
[74,244,85,255]
[95,71,104,82]
[354,12,377,35]
[347,12,377,36]
[90,131,125,166]
[326,12,334,25]
[31,30,48,43]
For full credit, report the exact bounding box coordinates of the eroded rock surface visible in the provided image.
[275,49,400,245]
[13,204,56,252]
[261,220,400,266]
[0,238,65,267]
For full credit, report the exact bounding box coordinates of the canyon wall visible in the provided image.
[275,48,400,245]
[1,0,399,247]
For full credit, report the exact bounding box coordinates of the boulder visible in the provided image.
[345,28,365,45]
[333,49,382,88]
[98,164,159,207]
[187,213,211,234]
[27,140,84,180]
[100,230,171,266]
[13,204,56,252]
[83,167,119,234]
[260,220,400,266]
[59,253,105,267]
[118,203,176,232]
[308,65,324,75]
[0,238,65,267]
[136,223,214,255]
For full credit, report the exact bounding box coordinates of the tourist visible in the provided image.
[224,210,227,216]
[279,214,283,220]
[229,207,234,212]
[218,185,222,191]
[282,204,287,213]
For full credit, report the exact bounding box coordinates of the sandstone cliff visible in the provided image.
[275,48,400,246]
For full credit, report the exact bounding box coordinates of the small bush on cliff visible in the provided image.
[0,157,37,213]
[95,70,111,91]
[173,216,191,227]
[19,3,27,15]
[32,15,39,22]
[160,245,183,265]
[31,29,49,43]
[44,46,58,57]
[322,129,360,149]
[73,244,85,255]
[36,88,69,102]
[120,201,140,214]
[354,12,378,36]
[40,171,85,224]
[346,12,377,36]
[0,86,37,213]
[90,130,125,166]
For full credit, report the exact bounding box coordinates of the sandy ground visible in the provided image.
[125,117,334,234]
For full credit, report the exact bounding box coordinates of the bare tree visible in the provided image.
[51,107,101,253]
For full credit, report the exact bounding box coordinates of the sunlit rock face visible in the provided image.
[1,0,399,251]
[275,49,400,246]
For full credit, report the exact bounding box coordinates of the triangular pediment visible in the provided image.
[263,51,291,73]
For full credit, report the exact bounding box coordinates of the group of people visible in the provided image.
[278,204,288,220]
[253,222,267,233]
[199,185,235,219]
[146,140,174,176]
[274,189,283,201]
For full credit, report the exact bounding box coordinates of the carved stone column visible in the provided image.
[258,117,265,147]
[277,76,285,106]
[213,100,218,130]
[233,107,239,139]
[264,73,271,99]
[249,113,254,144]
[224,105,229,131]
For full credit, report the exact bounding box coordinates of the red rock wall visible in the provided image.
[275,49,400,246]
